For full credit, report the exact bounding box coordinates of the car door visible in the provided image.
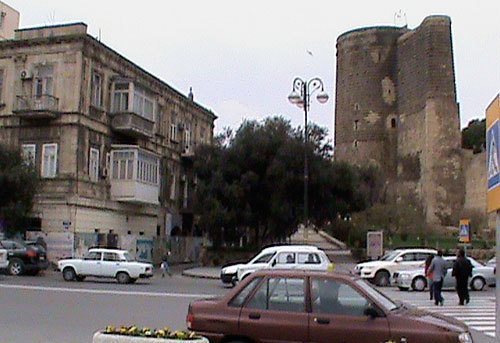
[80,252,102,275]
[239,276,309,343]
[101,252,121,277]
[395,253,421,272]
[443,258,456,288]
[308,277,391,343]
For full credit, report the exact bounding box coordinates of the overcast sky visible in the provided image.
[8,0,500,140]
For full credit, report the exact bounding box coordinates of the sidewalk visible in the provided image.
[182,266,221,279]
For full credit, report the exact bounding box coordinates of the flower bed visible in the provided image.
[93,326,208,343]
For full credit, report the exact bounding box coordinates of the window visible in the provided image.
[170,173,176,200]
[229,277,262,307]
[170,123,177,142]
[113,82,130,112]
[41,143,57,178]
[252,252,276,264]
[247,277,305,312]
[354,120,359,131]
[0,68,4,101]
[103,252,119,261]
[84,252,102,261]
[34,65,54,97]
[391,118,396,128]
[402,253,416,262]
[91,72,103,108]
[133,87,155,121]
[276,252,296,264]
[111,150,134,180]
[137,151,158,185]
[110,148,159,185]
[22,144,36,166]
[89,147,100,182]
[184,129,191,151]
[311,278,370,316]
[298,253,320,264]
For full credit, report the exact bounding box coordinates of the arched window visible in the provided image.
[391,118,396,128]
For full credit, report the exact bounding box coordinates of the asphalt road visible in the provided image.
[0,268,496,343]
[0,269,229,343]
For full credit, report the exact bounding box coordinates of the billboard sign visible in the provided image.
[487,94,500,212]
[367,231,383,259]
[459,219,471,244]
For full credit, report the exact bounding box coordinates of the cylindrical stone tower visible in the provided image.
[335,26,407,176]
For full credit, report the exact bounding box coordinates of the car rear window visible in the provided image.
[298,253,320,264]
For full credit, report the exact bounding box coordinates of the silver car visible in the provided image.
[394,256,495,292]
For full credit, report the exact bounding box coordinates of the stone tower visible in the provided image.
[335,16,465,225]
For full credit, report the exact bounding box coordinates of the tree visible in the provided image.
[462,118,485,153]
[0,145,39,237]
[193,116,380,248]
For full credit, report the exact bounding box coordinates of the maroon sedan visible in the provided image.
[187,269,473,343]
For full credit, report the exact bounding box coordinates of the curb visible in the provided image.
[181,269,220,280]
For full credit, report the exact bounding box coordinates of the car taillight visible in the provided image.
[27,250,37,258]
[186,307,194,330]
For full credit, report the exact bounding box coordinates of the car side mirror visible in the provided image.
[395,257,403,263]
[364,306,379,319]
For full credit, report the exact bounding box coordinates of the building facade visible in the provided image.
[0,23,216,262]
[335,16,465,225]
[0,1,18,40]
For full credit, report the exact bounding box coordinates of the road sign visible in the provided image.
[459,219,471,243]
[487,94,500,212]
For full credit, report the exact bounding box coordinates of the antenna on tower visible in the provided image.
[394,10,407,27]
[46,10,56,25]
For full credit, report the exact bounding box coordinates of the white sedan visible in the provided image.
[0,248,8,269]
[58,248,153,284]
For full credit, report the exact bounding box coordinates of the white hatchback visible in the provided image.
[220,245,333,285]
[58,248,153,284]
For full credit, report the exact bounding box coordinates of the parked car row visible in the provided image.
[394,256,495,291]
[0,239,49,275]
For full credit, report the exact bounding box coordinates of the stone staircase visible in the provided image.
[289,228,354,267]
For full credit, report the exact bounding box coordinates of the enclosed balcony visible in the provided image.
[110,80,155,138]
[109,146,160,205]
[111,112,154,138]
[13,95,59,119]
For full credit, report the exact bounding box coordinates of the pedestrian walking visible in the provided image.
[424,254,435,301]
[161,251,172,277]
[452,248,473,305]
[428,249,447,306]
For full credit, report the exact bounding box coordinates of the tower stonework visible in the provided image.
[335,15,465,225]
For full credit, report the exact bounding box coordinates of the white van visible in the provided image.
[220,245,332,285]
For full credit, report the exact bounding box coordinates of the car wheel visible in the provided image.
[63,267,76,281]
[470,276,485,291]
[411,277,427,291]
[116,272,130,284]
[398,286,409,291]
[8,258,25,276]
[75,275,86,282]
[374,270,390,287]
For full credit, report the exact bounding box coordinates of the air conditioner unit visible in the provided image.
[20,69,33,80]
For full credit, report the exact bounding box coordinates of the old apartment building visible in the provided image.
[0,23,216,262]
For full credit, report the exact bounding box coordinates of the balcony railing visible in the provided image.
[13,95,59,119]
[111,112,154,138]
[110,179,159,205]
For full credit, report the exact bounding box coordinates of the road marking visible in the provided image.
[0,284,216,298]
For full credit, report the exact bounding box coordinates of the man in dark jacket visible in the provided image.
[452,248,473,305]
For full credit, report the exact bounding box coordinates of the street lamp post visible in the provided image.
[288,77,328,241]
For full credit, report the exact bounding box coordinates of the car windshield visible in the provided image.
[379,250,399,261]
[123,252,135,262]
[250,252,276,264]
[355,279,398,311]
